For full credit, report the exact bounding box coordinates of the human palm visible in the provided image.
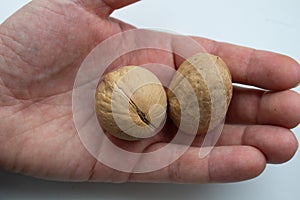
[0,0,299,183]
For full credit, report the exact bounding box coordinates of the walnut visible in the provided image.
[168,53,232,135]
[95,66,167,141]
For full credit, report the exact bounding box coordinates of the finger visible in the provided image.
[241,125,298,164]
[216,125,298,164]
[192,37,300,90]
[74,0,140,18]
[226,87,300,128]
[183,124,297,164]
[129,145,266,183]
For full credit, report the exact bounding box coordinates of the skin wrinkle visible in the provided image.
[124,138,171,182]
[206,152,213,183]
[72,0,112,18]
[243,126,269,162]
[15,113,70,150]
[207,39,218,58]
[87,158,98,181]
[128,144,212,183]
[1,90,69,138]
[8,138,25,172]
[171,35,183,69]
[225,86,269,125]
[244,48,257,86]
[55,127,84,180]
[0,30,76,99]
[25,68,76,98]
[0,102,31,121]
[86,132,132,182]
[0,78,19,107]
[0,89,71,119]
[86,130,112,181]
[133,143,160,175]
[256,91,267,124]
[125,144,157,182]
[167,156,180,182]
[14,126,69,176]
[101,0,117,11]
[0,32,23,62]
[0,22,50,72]
[61,133,89,181]
[1,3,88,79]
[0,32,35,71]
[0,61,50,106]
[11,3,134,99]
[3,112,72,145]
[125,131,172,182]
[0,97,69,125]
[32,1,93,47]
[3,122,43,173]
[33,1,69,19]
[28,92,71,105]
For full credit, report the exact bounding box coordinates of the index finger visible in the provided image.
[193,37,300,90]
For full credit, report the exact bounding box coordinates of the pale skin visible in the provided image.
[0,0,300,183]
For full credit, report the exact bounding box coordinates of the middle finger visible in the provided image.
[226,86,300,128]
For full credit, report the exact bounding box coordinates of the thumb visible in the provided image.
[75,0,140,18]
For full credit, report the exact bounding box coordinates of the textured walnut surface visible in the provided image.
[95,66,167,141]
[168,53,232,135]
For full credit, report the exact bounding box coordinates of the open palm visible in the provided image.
[0,0,299,183]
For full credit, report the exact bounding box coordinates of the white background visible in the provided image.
[0,0,300,199]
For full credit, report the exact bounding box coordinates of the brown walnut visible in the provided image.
[95,66,167,141]
[167,53,233,135]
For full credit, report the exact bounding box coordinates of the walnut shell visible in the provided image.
[167,53,233,135]
[95,66,167,141]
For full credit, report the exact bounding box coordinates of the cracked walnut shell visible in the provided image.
[95,66,167,141]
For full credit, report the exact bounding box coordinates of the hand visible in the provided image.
[0,0,299,183]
